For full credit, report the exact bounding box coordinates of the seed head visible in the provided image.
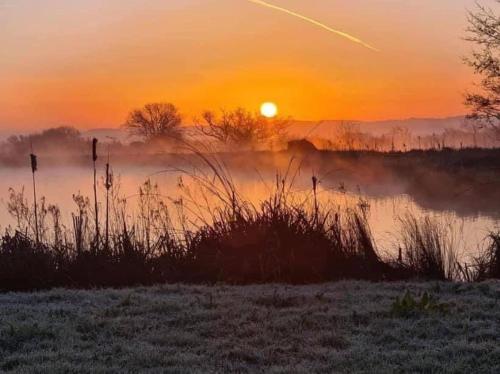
[30,153,37,173]
[105,163,113,190]
[92,138,98,162]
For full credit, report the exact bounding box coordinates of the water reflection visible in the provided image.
[0,165,498,260]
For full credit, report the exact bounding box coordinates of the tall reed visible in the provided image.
[104,152,113,250]
[92,138,99,244]
[30,150,39,245]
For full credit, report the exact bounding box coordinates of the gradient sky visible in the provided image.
[0,0,487,129]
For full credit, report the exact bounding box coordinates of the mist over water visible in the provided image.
[1,162,497,261]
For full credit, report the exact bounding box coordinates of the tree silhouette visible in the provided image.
[199,108,288,149]
[465,1,500,135]
[124,103,183,142]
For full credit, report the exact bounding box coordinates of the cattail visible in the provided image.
[30,151,39,244]
[105,162,113,191]
[30,153,37,173]
[312,175,319,223]
[92,138,98,162]
[104,155,113,250]
[92,138,99,244]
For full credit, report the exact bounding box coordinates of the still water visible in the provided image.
[0,165,498,261]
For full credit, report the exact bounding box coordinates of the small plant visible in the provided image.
[391,291,449,317]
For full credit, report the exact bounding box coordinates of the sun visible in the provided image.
[260,102,278,118]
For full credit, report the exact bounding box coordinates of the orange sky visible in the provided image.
[0,0,484,130]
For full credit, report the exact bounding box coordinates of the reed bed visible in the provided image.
[0,150,498,291]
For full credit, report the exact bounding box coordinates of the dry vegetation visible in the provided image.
[0,281,499,373]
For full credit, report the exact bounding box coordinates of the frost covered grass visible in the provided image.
[1,281,500,373]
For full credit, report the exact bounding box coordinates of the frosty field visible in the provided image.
[1,281,499,373]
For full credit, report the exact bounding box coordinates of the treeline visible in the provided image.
[307,121,500,152]
[1,103,499,168]
[0,104,289,166]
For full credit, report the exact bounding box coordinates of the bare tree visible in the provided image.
[333,122,362,151]
[124,103,183,142]
[198,108,288,149]
[465,1,500,135]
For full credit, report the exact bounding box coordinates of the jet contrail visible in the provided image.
[246,0,379,52]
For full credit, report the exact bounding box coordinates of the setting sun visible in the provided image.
[260,102,278,118]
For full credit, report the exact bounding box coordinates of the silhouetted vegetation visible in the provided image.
[396,215,459,281]
[124,102,184,144]
[465,1,500,136]
[0,127,89,166]
[198,108,289,150]
[0,108,499,291]
[295,119,500,151]
[1,115,499,168]
[1,146,499,292]
[462,233,500,281]
[0,180,393,290]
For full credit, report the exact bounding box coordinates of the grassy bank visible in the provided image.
[0,281,499,373]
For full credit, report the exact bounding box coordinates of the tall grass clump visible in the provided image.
[462,233,500,281]
[169,152,392,283]
[397,214,459,280]
[183,195,388,283]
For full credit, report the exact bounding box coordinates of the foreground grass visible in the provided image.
[1,282,500,373]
